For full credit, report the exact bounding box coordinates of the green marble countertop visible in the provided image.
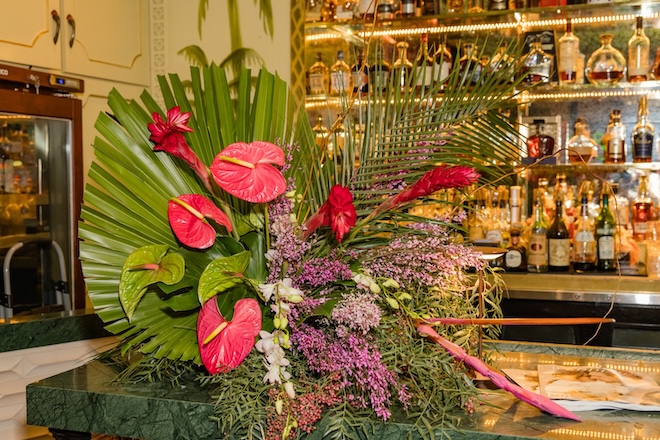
[26,341,660,440]
[0,310,110,353]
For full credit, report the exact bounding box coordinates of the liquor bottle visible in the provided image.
[526,120,555,159]
[585,34,626,85]
[330,50,351,96]
[567,118,598,163]
[376,0,395,20]
[628,16,650,83]
[308,52,330,96]
[572,194,596,272]
[400,0,415,17]
[521,38,553,84]
[392,41,413,91]
[415,33,435,89]
[650,47,660,80]
[557,18,580,85]
[351,51,369,94]
[610,182,630,231]
[489,0,507,10]
[312,115,329,151]
[434,34,453,84]
[632,175,654,241]
[596,190,617,271]
[489,42,515,84]
[528,197,549,273]
[505,228,527,272]
[459,43,482,85]
[632,95,654,163]
[447,0,465,13]
[605,109,626,164]
[547,197,571,272]
[369,46,391,92]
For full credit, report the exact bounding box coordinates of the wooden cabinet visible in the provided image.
[0,0,150,86]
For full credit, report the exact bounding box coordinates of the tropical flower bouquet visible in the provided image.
[81,56,576,440]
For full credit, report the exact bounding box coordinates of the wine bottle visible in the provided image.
[329,50,351,96]
[528,197,549,273]
[632,174,655,241]
[632,95,654,163]
[557,18,580,85]
[628,16,650,83]
[572,194,596,272]
[596,190,617,271]
[547,197,571,272]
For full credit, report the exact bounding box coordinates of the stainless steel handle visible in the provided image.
[66,14,75,48]
[51,10,60,44]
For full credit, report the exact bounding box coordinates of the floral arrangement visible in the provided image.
[80,64,576,439]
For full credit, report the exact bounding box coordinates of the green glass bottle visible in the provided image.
[548,197,571,272]
[527,198,549,273]
[596,191,617,272]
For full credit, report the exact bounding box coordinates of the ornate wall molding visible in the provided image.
[150,0,166,107]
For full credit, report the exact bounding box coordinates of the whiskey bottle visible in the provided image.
[605,109,626,164]
[329,50,351,96]
[489,42,515,84]
[351,51,369,94]
[312,115,329,151]
[526,120,555,159]
[632,175,654,241]
[548,197,571,272]
[557,18,580,85]
[596,190,617,271]
[572,194,596,272]
[505,228,527,272]
[392,41,414,91]
[610,182,630,232]
[528,197,549,273]
[369,46,391,92]
[521,38,553,84]
[628,16,650,82]
[567,118,598,163]
[308,52,330,96]
[415,33,435,89]
[632,95,654,163]
[434,34,453,84]
[400,0,415,17]
[459,43,482,85]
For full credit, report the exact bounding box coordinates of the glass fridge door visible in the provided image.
[1,113,73,317]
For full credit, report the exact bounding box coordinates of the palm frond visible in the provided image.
[253,0,274,39]
[197,0,209,39]
[177,45,210,68]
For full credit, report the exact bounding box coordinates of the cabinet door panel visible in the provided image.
[62,0,149,86]
[0,0,61,70]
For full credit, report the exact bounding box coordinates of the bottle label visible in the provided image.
[548,238,570,266]
[558,41,578,74]
[505,250,523,268]
[607,138,624,161]
[528,233,548,265]
[633,132,653,160]
[330,71,350,94]
[415,64,434,87]
[598,235,615,259]
[371,71,389,91]
[308,73,326,94]
[439,60,450,82]
[351,71,368,92]
[633,221,648,236]
[486,229,503,245]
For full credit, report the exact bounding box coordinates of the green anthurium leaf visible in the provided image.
[198,251,251,305]
[119,245,185,321]
[216,236,247,256]
[215,284,259,322]
[241,231,267,282]
[162,288,200,312]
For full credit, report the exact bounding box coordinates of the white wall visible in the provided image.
[164,0,291,83]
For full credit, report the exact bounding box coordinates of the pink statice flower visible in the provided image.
[331,292,382,335]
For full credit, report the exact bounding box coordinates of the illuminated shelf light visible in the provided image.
[306,12,660,41]
[530,88,660,100]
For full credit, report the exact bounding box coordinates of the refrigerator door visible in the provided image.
[0,90,83,320]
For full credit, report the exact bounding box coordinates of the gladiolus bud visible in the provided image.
[274,317,281,329]
[369,282,381,294]
[284,381,296,398]
[386,298,400,309]
[285,190,297,199]
[289,214,297,224]
[398,292,413,301]
[276,398,284,415]
[280,317,289,329]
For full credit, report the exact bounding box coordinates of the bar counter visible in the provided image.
[26,341,660,440]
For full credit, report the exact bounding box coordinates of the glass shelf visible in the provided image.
[520,81,660,101]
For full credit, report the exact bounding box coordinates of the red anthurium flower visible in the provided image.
[148,108,211,190]
[148,106,194,143]
[168,194,232,249]
[303,185,357,242]
[373,165,480,217]
[197,297,262,374]
[210,141,286,203]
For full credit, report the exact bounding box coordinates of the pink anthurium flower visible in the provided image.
[148,107,211,190]
[168,194,232,249]
[303,185,357,242]
[210,141,286,203]
[197,297,262,374]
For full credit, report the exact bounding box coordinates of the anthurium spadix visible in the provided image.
[119,245,185,321]
[197,297,262,374]
[168,194,232,249]
[210,141,287,203]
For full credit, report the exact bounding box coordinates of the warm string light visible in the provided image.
[305,12,660,42]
